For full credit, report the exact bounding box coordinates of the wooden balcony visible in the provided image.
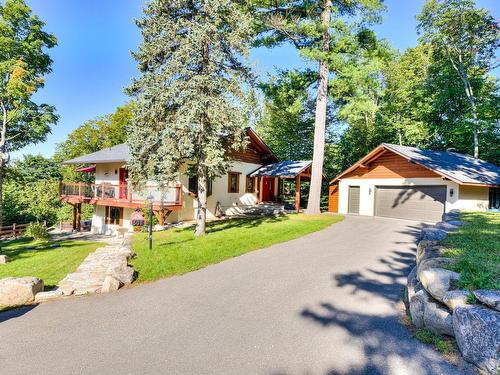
[59,182,183,210]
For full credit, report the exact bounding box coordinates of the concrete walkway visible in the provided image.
[0,216,461,374]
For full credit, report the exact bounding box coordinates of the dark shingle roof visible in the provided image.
[64,143,129,164]
[250,160,311,178]
[384,143,500,186]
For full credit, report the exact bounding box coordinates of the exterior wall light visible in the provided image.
[368,187,372,195]
[450,188,454,197]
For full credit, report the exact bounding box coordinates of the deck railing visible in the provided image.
[59,182,182,206]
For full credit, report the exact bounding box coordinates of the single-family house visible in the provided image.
[60,128,314,235]
[328,143,500,222]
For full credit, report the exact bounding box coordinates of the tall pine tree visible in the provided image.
[252,0,384,214]
[127,0,253,236]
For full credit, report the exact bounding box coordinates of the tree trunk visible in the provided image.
[194,164,208,236]
[0,162,3,228]
[471,101,479,158]
[306,0,332,215]
[0,103,7,227]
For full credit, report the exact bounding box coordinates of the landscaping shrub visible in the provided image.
[25,222,50,241]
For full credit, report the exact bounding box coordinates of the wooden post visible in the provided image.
[76,203,82,232]
[78,182,82,197]
[12,223,16,237]
[273,177,279,202]
[258,177,263,204]
[72,204,77,231]
[295,175,301,212]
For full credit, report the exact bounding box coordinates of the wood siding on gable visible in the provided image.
[343,151,440,179]
[328,184,339,213]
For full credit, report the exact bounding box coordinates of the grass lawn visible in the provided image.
[443,211,500,290]
[131,213,344,282]
[0,237,103,290]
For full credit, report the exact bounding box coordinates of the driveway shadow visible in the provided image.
[0,304,37,324]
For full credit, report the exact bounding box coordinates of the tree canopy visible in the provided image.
[127,0,254,235]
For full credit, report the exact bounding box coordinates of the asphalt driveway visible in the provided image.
[0,215,461,374]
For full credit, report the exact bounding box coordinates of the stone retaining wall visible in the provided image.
[404,211,499,374]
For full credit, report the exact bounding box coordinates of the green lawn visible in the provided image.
[131,213,344,282]
[443,211,500,290]
[0,237,103,290]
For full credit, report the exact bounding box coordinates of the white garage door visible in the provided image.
[375,186,446,222]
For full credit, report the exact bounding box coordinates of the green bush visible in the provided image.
[415,328,455,354]
[25,222,50,241]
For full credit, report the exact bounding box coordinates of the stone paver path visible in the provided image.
[57,235,134,296]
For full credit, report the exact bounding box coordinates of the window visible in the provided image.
[490,187,500,209]
[228,172,240,193]
[246,176,255,193]
[106,206,123,225]
[188,175,212,197]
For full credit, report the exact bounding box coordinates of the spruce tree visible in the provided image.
[127,0,253,236]
[252,0,384,214]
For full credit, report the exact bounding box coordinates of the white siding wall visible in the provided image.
[173,161,261,222]
[337,177,489,217]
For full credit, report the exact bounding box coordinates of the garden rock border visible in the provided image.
[404,210,500,374]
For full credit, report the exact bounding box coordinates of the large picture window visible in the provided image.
[106,206,123,225]
[227,172,240,193]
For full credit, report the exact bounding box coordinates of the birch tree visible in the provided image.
[0,0,57,225]
[127,0,253,236]
[417,0,499,158]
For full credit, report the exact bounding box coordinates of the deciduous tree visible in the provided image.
[0,0,57,225]
[417,0,499,158]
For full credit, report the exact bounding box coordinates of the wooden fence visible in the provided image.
[0,223,29,238]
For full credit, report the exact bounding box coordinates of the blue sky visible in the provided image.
[15,0,500,159]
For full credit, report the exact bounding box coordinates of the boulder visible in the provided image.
[473,290,500,312]
[416,242,448,266]
[419,228,448,242]
[420,268,460,302]
[446,220,464,227]
[417,257,455,281]
[0,255,10,264]
[107,264,135,285]
[58,280,76,296]
[443,211,461,221]
[101,275,121,293]
[435,221,460,232]
[453,305,500,374]
[34,289,63,303]
[410,289,431,328]
[423,299,455,337]
[405,266,423,309]
[443,290,471,311]
[0,277,44,306]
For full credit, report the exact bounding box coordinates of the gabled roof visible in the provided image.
[250,160,312,178]
[330,143,500,187]
[64,143,129,164]
[64,128,278,165]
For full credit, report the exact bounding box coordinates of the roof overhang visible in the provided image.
[329,144,470,186]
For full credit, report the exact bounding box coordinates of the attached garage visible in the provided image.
[374,185,446,222]
[328,143,500,222]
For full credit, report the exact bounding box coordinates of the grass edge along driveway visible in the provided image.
[0,238,104,290]
[443,211,499,291]
[131,213,344,282]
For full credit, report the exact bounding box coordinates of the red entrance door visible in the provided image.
[262,177,275,202]
[119,168,128,199]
